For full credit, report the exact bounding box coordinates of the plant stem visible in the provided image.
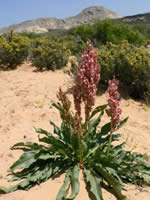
[107,122,113,156]
[107,131,112,156]
[77,131,82,166]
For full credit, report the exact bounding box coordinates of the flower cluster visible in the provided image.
[73,40,100,120]
[106,77,122,131]
[57,88,73,125]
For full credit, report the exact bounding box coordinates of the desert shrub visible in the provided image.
[31,38,69,71]
[144,39,150,46]
[94,19,144,45]
[98,41,150,99]
[132,24,150,41]
[18,32,43,40]
[53,34,86,60]
[0,31,30,70]
[71,19,145,46]
[71,23,94,42]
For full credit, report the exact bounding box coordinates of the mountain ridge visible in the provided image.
[0,6,121,34]
[0,6,150,34]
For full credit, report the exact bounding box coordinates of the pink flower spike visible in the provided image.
[106,76,122,130]
[73,40,100,120]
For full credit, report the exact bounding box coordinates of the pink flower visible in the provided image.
[106,77,122,130]
[73,40,100,120]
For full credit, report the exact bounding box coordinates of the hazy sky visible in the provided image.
[0,0,150,28]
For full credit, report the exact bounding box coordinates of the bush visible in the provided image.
[18,32,43,40]
[71,19,145,46]
[31,38,69,71]
[52,34,86,61]
[71,24,94,42]
[98,41,150,99]
[0,31,30,70]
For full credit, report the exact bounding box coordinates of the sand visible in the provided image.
[0,62,150,200]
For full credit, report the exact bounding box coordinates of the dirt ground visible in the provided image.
[0,62,150,200]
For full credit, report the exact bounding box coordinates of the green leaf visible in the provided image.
[0,186,9,194]
[8,150,40,172]
[56,170,71,200]
[67,164,80,200]
[88,111,104,133]
[142,174,150,184]
[89,104,107,120]
[106,167,123,185]
[5,161,62,193]
[94,164,126,200]
[86,112,104,144]
[99,122,111,137]
[100,134,121,145]
[0,179,31,194]
[84,145,100,161]
[60,122,72,145]
[51,102,64,113]
[11,142,46,150]
[50,121,63,139]
[38,153,61,160]
[83,168,103,200]
[35,128,52,137]
[39,135,72,158]
[116,117,128,131]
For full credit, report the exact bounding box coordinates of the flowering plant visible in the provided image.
[0,41,150,200]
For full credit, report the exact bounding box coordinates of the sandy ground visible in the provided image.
[0,62,150,200]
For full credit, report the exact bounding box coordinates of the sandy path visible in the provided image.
[0,63,150,200]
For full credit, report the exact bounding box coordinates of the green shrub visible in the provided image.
[71,24,94,42]
[31,38,69,71]
[71,19,145,46]
[98,41,150,99]
[53,35,86,61]
[94,19,144,45]
[18,32,43,40]
[0,31,30,70]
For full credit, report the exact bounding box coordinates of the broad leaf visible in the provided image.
[89,104,107,120]
[116,117,128,131]
[11,142,46,150]
[99,122,111,137]
[88,111,104,134]
[56,170,71,200]
[67,164,80,200]
[84,145,100,161]
[39,135,72,158]
[35,128,52,137]
[84,168,103,200]
[8,150,40,172]
[0,186,9,194]
[50,121,63,139]
[38,153,61,160]
[94,164,126,200]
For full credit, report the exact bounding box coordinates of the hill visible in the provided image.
[117,12,150,25]
[0,6,120,34]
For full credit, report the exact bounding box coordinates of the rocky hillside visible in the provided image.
[0,6,120,34]
[117,12,150,25]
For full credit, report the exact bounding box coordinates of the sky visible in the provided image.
[0,0,150,28]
